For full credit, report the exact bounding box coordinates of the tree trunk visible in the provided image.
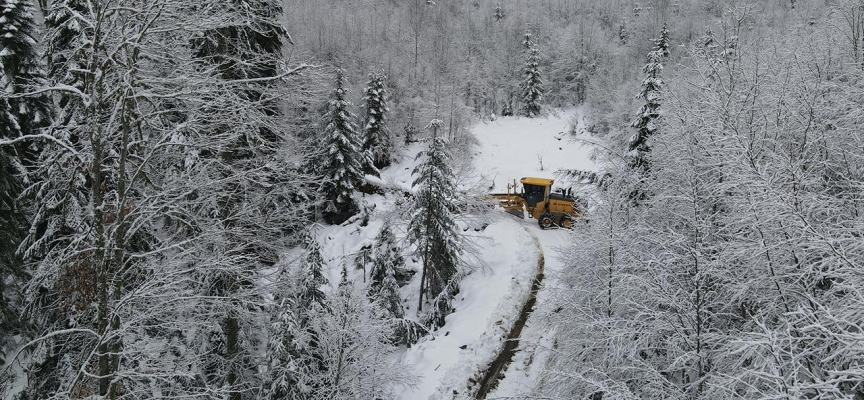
[225,314,240,400]
[417,247,428,312]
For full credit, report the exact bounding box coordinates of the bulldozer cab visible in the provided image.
[520,177,554,208]
[523,183,546,208]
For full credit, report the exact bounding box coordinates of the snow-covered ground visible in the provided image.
[471,108,595,193]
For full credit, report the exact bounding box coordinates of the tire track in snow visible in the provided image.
[473,227,545,399]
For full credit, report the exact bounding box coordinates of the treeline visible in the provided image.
[542,2,864,399]
[283,0,815,138]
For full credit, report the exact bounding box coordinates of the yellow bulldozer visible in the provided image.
[489,177,582,229]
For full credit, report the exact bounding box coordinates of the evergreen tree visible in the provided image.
[376,254,425,346]
[493,3,505,21]
[619,19,630,45]
[408,120,463,329]
[43,0,89,129]
[628,47,664,173]
[377,259,423,346]
[320,70,365,224]
[1,0,51,140]
[0,0,50,361]
[378,263,404,320]
[270,266,415,399]
[267,295,307,400]
[522,30,533,50]
[339,261,349,287]
[369,222,404,289]
[268,229,328,400]
[29,0,90,266]
[404,122,417,144]
[367,222,423,345]
[655,21,671,58]
[362,71,392,173]
[299,228,328,308]
[353,244,372,280]
[10,1,109,395]
[0,149,25,365]
[520,32,544,118]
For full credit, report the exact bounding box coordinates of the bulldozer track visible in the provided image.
[473,228,545,399]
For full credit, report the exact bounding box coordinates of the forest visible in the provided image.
[2,0,864,399]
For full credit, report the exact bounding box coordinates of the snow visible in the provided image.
[486,226,571,399]
[470,109,597,193]
[2,335,28,398]
[396,220,538,399]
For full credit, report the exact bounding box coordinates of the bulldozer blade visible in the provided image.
[504,209,525,219]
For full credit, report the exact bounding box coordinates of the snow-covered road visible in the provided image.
[486,224,571,399]
[395,220,538,399]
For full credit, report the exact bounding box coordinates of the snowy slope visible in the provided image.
[471,109,596,193]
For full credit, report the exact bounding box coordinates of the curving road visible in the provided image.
[473,228,545,399]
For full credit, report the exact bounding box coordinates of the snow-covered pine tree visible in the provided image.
[656,21,671,58]
[43,0,88,126]
[520,32,544,118]
[320,70,365,224]
[23,0,90,271]
[404,122,417,144]
[522,30,533,50]
[267,294,307,400]
[1,0,51,142]
[619,19,630,45]
[0,0,50,315]
[408,120,463,329]
[628,46,664,174]
[362,71,392,173]
[299,227,328,307]
[353,244,372,280]
[267,228,330,400]
[377,252,426,346]
[0,0,50,361]
[369,222,405,289]
[493,3,505,21]
[339,260,350,287]
[366,222,423,345]
[378,262,404,320]
[0,149,25,365]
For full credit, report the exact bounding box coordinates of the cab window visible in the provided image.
[523,184,546,207]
